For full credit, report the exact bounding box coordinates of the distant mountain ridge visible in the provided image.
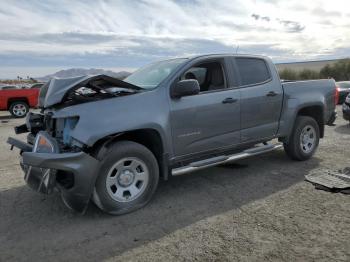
[37,68,131,81]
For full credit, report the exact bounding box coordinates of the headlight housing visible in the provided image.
[33,131,58,153]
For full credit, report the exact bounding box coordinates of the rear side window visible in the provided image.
[236,58,271,86]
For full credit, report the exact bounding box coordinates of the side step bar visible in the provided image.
[171,143,283,176]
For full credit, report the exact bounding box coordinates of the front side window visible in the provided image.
[181,61,226,92]
[124,58,187,89]
[236,58,271,86]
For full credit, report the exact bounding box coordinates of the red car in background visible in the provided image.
[0,84,43,117]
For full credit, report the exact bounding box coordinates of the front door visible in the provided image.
[170,59,241,157]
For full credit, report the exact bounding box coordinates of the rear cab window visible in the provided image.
[235,58,271,86]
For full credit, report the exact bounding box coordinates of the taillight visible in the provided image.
[335,86,340,105]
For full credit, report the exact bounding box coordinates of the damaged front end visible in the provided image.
[7,74,141,213]
[8,112,100,213]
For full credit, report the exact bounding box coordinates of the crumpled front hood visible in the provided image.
[38,74,140,108]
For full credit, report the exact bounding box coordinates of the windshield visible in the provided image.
[124,58,187,89]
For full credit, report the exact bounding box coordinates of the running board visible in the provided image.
[171,143,283,176]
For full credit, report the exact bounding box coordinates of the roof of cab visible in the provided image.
[151,53,271,65]
[188,53,270,60]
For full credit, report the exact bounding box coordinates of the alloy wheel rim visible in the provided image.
[13,104,27,116]
[300,125,316,154]
[106,157,149,202]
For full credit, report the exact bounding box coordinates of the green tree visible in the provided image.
[279,68,298,80]
[320,59,350,81]
[280,59,350,81]
[299,69,320,80]
[320,64,332,79]
[279,68,319,80]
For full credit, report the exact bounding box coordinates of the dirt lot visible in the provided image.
[0,108,349,262]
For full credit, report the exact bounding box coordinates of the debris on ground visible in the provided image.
[305,168,350,194]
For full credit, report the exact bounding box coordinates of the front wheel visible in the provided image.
[92,141,159,215]
[284,116,320,161]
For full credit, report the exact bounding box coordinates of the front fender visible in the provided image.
[50,87,171,154]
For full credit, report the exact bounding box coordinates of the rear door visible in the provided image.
[170,57,241,157]
[233,57,283,142]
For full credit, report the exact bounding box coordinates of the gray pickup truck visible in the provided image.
[8,54,337,215]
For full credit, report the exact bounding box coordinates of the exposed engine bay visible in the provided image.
[14,112,80,153]
[14,75,143,152]
[62,76,141,106]
[38,74,142,108]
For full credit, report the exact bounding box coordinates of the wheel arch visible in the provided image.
[91,128,169,180]
[7,97,29,109]
[296,105,324,138]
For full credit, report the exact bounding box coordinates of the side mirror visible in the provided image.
[171,79,200,98]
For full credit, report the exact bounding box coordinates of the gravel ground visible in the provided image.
[0,107,349,262]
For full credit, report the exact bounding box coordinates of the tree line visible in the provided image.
[278,59,350,81]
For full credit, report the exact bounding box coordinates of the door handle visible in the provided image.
[222,97,238,104]
[266,91,278,97]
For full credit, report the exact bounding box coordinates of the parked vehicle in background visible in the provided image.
[0,85,41,117]
[0,85,18,90]
[8,54,338,215]
[336,81,350,104]
[30,83,45,89]
[342,93,350,122]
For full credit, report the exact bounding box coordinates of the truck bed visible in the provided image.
[280,79,336,129]
[0,88,39,110]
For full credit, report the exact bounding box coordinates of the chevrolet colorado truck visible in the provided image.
[8,54,337,215]
[0,86,40,117]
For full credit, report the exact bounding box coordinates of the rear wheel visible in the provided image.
[9,101,29,118]
[92,141,159,215]
[284,116,320,161]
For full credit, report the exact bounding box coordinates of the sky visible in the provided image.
[0,0,349,78]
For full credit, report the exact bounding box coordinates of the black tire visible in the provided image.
[9,101,29,118]
[92,141,159,215]
[283,116,320,161]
